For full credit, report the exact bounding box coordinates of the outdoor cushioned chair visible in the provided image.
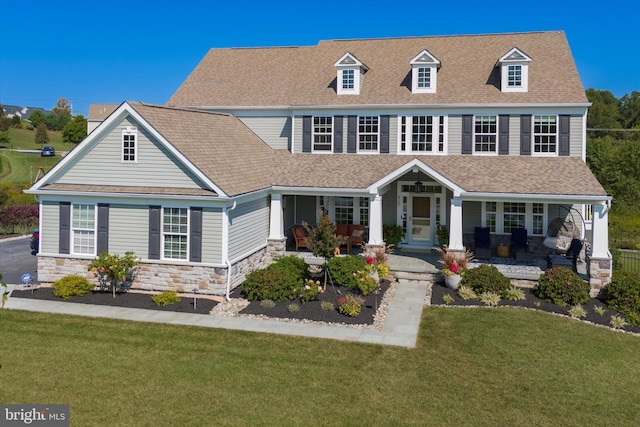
[474,226,491,259]
[510,228,529,259]
[293,225,309,251]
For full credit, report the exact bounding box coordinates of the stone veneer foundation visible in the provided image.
[586,255,613,297]
[36,246,271,296]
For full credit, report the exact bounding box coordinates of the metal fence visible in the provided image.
[617,249,640,274]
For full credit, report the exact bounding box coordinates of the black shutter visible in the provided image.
[520,115,532,156]
[461,115,473,154]
[59,202,70,254]
[190,207,202,263]
[97,204,109,255]
[380,115,390,154]
[347,115,357,153]
[148,206,161,260]
[559,115,570,156]
[302,116,312,153]
[333,116,343,153]
[498,115,509,155]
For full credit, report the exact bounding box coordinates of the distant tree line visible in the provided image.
[586,89,640,216]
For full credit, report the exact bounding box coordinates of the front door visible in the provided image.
[409,196,431,245]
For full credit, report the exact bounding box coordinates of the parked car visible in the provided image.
[30,229,39,255]
[41,146,55,157]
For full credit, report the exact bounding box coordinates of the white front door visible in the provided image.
[409,195,432,245]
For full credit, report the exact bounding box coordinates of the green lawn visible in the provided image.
[1,307,638,426]
[0,150,61,184]
[1,127,64,151]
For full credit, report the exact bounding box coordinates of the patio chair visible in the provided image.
[510,228,529,259]
[474,227,491,260]
[293,225,309,251]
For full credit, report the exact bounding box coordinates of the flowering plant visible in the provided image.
[352,269,380,296]
[298,279,322,304]
[361,244,391,279]
[435,246,474,276]
[337,293,364,317]
[88,251,139,298]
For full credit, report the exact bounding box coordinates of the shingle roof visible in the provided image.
[168,31,587,107]
[88,104,118,121]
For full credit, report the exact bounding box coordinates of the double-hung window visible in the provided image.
[417,67,431,89]
[503,202,526,233]
[533,115,557,154]
[399,116,446,154]
[412,116,433,152]
[474,116,497,153]
[72,204,95,254]
[334,197,354,224]
[358,116,378,152]
[313,117,332,152]
[507,64,522,88]
[122,127,137,162]
[342,69,354,90]
[482,202,545,236]
[163,207,188,260]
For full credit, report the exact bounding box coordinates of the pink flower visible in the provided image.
[367,257,375,265]
[450,262,459,274]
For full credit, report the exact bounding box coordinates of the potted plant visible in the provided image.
[435,246,474,289]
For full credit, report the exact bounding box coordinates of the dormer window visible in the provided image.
[334,52,368,95]
[410,49,440,94]
[498,47,531,93]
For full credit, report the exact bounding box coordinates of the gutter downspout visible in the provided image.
[225,200,237,301]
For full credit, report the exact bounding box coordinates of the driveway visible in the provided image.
[0,236,38,285]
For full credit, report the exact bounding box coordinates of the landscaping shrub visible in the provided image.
[272,255,310,280]
[460,264,511,296]
[152,291,181,306]
[52,275,94,300]
[353,269,379,296]
[533,267,590,307]
[327,255,367,289]
[383,224,405,248]
[600,270,640,327]
[337,294,364,317]
[241,266,301,302]
[299,279,321,303]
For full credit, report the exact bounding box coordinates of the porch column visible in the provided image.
[448,196,464,251]
[368,195,384,245]
[591,201,610,259]
[268,193,284,239]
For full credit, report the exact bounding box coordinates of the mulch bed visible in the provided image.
[231,279,392,325]
[10,287,218,315]
[430,281,640,334]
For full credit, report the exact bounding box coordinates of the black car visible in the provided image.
[41,146,55,157]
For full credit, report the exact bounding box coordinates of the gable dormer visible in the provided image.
[498,47,531,93]
[410,49,440,93]
[334,52,368,95]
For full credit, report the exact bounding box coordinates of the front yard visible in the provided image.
[1,308,639,425]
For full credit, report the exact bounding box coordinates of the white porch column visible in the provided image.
[448,196,464,250]
[591,201,610,258]
[368,195,384,245]
[268,193,284,240]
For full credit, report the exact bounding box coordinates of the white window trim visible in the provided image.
[357,115,379,153]
[71,203,96,256]
[161,207,190,261]
[316,196,368,225]
[121,126,137,163]
[481,202,547,236]
[499,48,531,93]
[532,114,558,157]
[410,49,440,94]
[398,115,448,155]
[312,116,333,153]
[473,115,498,156]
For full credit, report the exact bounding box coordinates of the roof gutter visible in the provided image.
[461,192,612,204]
[178,102,592,111]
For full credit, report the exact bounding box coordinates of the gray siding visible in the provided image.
[508,115,521,156]
[293,116,303,153]
[228,197,270,261]
[387,115,398,154]
[238,116,291,150]
[202,207,223,264]
[447,115,462,155]
[56,117,205,188]
[462,201,482,233]
[382,186,398,225]
[569,115,583,157]
[41,201,60,254]
[108,204,149,257]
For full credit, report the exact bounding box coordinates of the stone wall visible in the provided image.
[36,246,270,296]
[586,255,612,297]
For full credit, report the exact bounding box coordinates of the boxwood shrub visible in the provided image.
[241,264,302,302]
[327,255,367,290]
[600,270,640,327]
[52,275,95,300]
[271,255,310,280]
[460,264,511,296]
[533,267,590,307]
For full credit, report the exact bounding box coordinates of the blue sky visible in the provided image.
[1,0,638,117]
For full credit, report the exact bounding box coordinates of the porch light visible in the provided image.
[414,171,424,192]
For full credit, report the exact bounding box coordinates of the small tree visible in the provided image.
[28,110,46,128]
[303,213,345,290]
[62,114,87,144]
[35,123,49,147]
[88,251,140,298]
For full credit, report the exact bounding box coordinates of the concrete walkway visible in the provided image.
[3,278,429,348]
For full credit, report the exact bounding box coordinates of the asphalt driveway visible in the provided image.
[0,236,38,285]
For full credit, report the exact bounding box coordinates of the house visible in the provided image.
[1,105,50,121]
[26,31,612,297]
[87,104,118,133]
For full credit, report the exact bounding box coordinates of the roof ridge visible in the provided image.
[134,102,232,118]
